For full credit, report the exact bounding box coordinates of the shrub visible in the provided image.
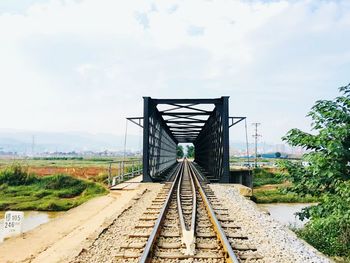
[0,164,37,186]
[42,174,84,189]
[253,168,284,187]
[89,172,109,185]
[296,216,350,258]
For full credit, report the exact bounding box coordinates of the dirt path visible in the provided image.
[0,179,161,263]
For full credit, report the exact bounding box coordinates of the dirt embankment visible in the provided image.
[0,177,162,263]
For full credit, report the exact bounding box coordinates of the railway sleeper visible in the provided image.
[129,232,151,238]
[154,251,225,259]
[231,244,258,251]
[225,232,249,239]
[158,242,182,249]
[120,242,145,249]
[139,216,158,220]
[143,211,160,215]
[160,232,181,237]
[135,224,155,228]
[220,222,241,228]
[196,232,216,238]
[115,251,141,259]
[214,210,229,216]
[196,243,219,249]
[216,215,234,222]
[235,251,264,260]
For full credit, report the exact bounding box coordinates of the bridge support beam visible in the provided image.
[194,97,230,183]
[142,97,178,182]
[142,97,152,182]
[221,96,230,183]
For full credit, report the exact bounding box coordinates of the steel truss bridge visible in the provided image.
[127,97,245,183]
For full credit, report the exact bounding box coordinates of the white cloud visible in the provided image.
[0,0,349,143]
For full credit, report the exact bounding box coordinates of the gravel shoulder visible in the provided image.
[210,184,333,263]
[0,181,162,263]
[72,183,163,263]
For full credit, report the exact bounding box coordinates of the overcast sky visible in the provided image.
[0,0,349,144]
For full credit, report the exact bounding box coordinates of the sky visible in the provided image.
[0,0,349,144]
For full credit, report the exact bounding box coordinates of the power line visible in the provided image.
[252,123,261,168]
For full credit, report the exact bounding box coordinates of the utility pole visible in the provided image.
[31,135,35,157]
[252,123,261,168]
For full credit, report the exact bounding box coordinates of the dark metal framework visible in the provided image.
[141,96,242,183]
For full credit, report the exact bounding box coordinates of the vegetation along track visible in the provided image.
[116,159,263,262]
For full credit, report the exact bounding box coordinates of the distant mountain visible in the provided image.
[0,129,142,153]
[0,129,296,155]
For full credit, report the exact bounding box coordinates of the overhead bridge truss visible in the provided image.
[128,97,245,183]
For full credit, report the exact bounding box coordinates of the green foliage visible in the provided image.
[33,157,84,160]
[253,188,318,203]
[42,174,84,189]
[0,165,108,211]
[0,164,37,185]
[253,168,284,187]
[177,145,184,158]
[296,215,350,258]
[89,172,109,185]
[85,157,114,162]
[126,164,142,173]
[280,84,350,258]
[186,145,195,158]
[282,84,350,195]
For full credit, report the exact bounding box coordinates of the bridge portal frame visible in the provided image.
[142,97,231,183]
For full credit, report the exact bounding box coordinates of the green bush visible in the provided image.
[0,164,37,185]
[296,216,350,258]
[253,168,284,187]
[89,172,109,185]
[42,174,83,189]
[33,157,84,160]
[280,84,350,260]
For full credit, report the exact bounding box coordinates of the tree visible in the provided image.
[275,152,281,158]
[177,145,184,159]
[186,145,195,158]
[280,83,350,258]
[281,83,350,195]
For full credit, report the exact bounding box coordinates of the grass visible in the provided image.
[253,184,319,203]
[0,164,108,211]
[0,157,141,168]
[253,167,284,187]
[251,168,319,203]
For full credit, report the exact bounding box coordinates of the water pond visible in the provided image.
[257,203,315,228]
[0,211,64,242]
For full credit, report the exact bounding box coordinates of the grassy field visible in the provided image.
[0,157,141,180]
[0,157,143,211]
[0,164,108,211]
[253,184,319,203]
[252,167,319,203]
[0,157,141,168]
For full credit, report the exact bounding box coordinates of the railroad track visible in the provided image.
[116,159,263,262]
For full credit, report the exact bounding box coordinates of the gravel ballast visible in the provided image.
[210,184,332,263]
[72,183,163,263]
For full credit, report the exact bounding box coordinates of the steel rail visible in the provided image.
[187,161,197,237]
[177,159,197,255]
[139,162,183,263]
[188,161,240,263]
